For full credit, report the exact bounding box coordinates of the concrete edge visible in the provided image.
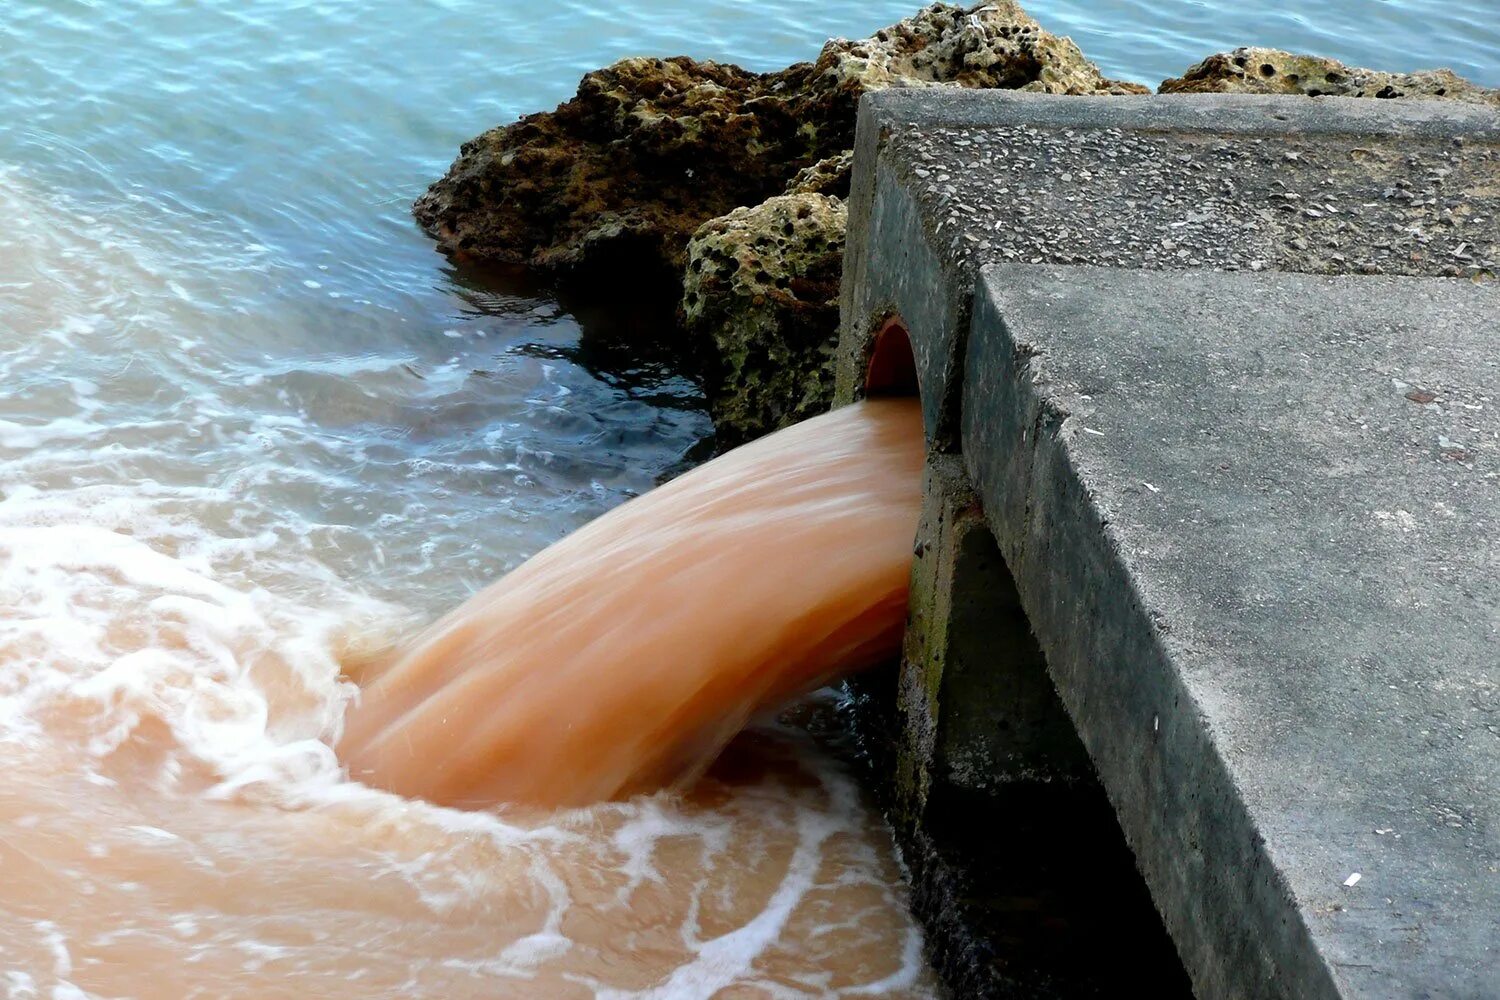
[960,262,1347,999]
[839,88,1500,449]
[835,95,969,448]
[860,88,1500,140]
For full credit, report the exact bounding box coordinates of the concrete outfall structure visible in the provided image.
[838,89,1498,998]
[413,0,1500,449]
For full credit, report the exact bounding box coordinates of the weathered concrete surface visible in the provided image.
[837,89,1500,445]
[898,453,1092,807]
[859,452,1192,997]
[888,452,1092,821]
[837,90,1500,998]
[966,265,1499,998]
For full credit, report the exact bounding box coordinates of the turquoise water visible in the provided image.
[3,2,1496,610]
[4,1,1493,609]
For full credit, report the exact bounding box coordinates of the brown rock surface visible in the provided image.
[682,194,847,446]
[1161,48,1500,106]
[413,2,1142,292]
[785,151,855,199]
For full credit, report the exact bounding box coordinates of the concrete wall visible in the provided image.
[837,89,1499,999]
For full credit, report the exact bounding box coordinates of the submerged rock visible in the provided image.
[683,194,847,446]
[414,2,1142,292]
[1161,48,1500,106]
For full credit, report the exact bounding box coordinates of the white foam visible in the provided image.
[0,495,394,802]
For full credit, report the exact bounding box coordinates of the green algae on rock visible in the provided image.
[683,194,847,446]
[784,151,855,199]
[1161,47,1500,106]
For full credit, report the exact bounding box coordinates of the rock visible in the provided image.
[413,56,822,293]
[813,0,1147,98]
[414,2,1152,445]
[413,2,1142,295]
[785,151,855,199]
[1161,48,1499,106]
[682,194,847,445]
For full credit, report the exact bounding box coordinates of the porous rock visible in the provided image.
[785,151,855,199]
[1161,47,1500,106]
[413,2,1142,293]
[412,56,819,291]
[814,0,1146,97]
[682,194,847,445]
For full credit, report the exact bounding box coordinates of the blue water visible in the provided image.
[5,2,1492,564]
[6,2,1496,321]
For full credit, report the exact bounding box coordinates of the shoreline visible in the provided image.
[406,3,1499,996]
[412,1,1498,448]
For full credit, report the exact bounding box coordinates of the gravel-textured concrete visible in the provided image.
[836,90,1500,998]
[837,90,1500,444]
[966,264,1498,999]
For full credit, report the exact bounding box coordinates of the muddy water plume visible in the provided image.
[341,398,925,809]
[0,165,936,995]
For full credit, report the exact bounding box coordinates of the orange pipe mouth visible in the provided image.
[865,316,918,397]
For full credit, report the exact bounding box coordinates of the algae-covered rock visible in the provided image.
[414,2,1141,293]
[682,195,847,445]
[1161,48,1500,106]
[812,0,1147,98]
[785,151,855,199]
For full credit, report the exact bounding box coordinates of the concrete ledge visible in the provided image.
[836,90,1500,444]
[837,90,1500,998]
[965,264,1498,998]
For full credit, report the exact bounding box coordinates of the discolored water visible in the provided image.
[1,0,1496,996]
[342,400,924,810]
